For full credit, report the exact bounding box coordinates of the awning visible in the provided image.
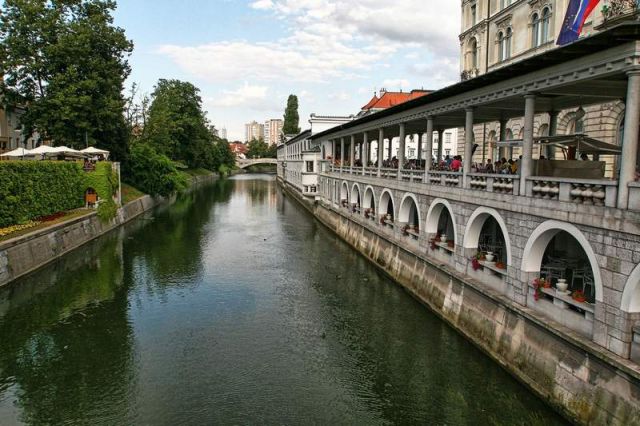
[537,134,622,155]
[495,134,622,155]
[0,148,33,157]
[80,146,110,156]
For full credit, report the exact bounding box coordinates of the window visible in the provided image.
[471,4,477,26]
[501,0,512,10]
[445,149,451,156]
[505,28,512,59]
[306,161,314,173]
[532,13,541,47]
[469,38,478,70]
[541,8,550,44]
[445,133,452,144]
[409,148,416,157]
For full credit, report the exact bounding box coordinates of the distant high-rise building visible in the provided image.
[219,127,227,140]
[245,121,264,142]
[264,119,284,146]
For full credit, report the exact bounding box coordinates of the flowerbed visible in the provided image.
[0,221,41,237]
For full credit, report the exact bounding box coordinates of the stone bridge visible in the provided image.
[236,158,277,169]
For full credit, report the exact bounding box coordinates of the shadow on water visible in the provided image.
[0,175,567,425]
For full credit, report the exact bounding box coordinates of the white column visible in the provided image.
[350,135,355,173]
[463,108,474,187]
[387,135,393,161]
[618,71,640,208]
[340,138,345,173]
[362,132,368,176]
[366,133,372,164]
[437,129,444,161]
[521,94,536,194]
[425,117,434,177]
[397,123,406,179]
[377,128,384,177]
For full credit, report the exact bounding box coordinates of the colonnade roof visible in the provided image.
[310,21,640,141]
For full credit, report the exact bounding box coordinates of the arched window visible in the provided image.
[541,8,551,44]
[505,28,512,59]
[498,31,505,61]
[469,39,478,70]
[567,117,584,134]
[532,13,541,47]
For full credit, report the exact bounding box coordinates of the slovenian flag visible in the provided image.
[557,0,602,45]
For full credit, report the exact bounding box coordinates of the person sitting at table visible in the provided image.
[485,159,494,174]
[450,155,462,172]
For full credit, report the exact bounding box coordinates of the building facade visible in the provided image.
[244,121,265,143]
[264,119,284,146]
[0,106,41,155]
[458,0,627,176]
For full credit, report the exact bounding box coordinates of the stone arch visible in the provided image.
[340,181,349,202]
[363,186,376,210]
[521,220,603,302]
[558,110,579,134]
[463,207,512,266]
[621,264,640,312]
[379,189,395,219]
[398,193,421,226]
[426,199,459,245]
[350,183,361,205]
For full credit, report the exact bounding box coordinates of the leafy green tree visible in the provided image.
[123,143,187,197]
[143,79,212,169]
[283,94,300,135]
[0,0,133,160]
[246,138,267,158]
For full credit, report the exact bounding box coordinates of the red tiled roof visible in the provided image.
[361,94,379,110]
[362,90,430,111]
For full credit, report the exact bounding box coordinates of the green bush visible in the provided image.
[0,161,85,227]
[82,162,118,221]
[123,143,188,197]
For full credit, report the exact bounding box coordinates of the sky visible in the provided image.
[113,0,461,141]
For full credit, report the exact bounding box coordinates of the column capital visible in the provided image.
[626,69,640,77]
[524,93,537,99]
[465,107,475,113]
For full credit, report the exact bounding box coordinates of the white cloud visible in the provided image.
[210,82,269,108]
[382,79,411,91]
[250,0,274,9]
[158,0,460,85]
[328,92,350,101]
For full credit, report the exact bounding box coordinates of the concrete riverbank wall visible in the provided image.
[0,174,217,288]
[279,178,640,426]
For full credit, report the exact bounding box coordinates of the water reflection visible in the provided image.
[0,175,567,425]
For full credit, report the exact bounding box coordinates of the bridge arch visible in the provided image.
[340,181,349,203]
[463,207,512,267]
[398,193,421,227]
[426,198,458,246]
[237,158,278,169]
[379,189,396,220]
[363,186,376,211]
[521,221,603,302]
[622,264,640,312]
[350,183,361,206]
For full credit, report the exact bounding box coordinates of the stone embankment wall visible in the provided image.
[279,179,640,426]
[0,174,217,288]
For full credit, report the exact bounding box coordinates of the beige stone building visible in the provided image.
[459,0,627,176]
[244,120,265,143]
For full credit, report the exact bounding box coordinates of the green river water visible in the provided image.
[0,174,568,425]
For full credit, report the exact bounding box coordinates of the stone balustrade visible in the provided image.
[527,177,618,207]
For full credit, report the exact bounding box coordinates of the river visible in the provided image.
[0,174,567,425]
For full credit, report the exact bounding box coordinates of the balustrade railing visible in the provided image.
[527,177,617,207]
[468,173,519,195]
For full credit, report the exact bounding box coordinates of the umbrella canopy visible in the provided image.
[537,134,622,155]
[49,146,85,157]
[0,148,33,157]
[495,134,622,155]
[29,145,58,155]
[80,146,110,160]
[80,146,110,155]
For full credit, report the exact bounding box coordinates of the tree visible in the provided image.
[246,138,268,159]
[142,79,236,173]
[0,0,133,160]
[283,94,300,135]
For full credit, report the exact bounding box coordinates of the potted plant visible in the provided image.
[485,251,495,263]
[556,278,569,293]
[495,261,505,270]
[429,239,437,251]
[401,225,410,236]
[379,216,386,225]
[572,290,587,303]
[447,240,455,248]
[471,256,482,271]
[386,213,392,221]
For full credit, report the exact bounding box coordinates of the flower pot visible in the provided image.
[386,214,392,220]
[440,234,447,242]
[485,252,495,263]
[556,279,568,293]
